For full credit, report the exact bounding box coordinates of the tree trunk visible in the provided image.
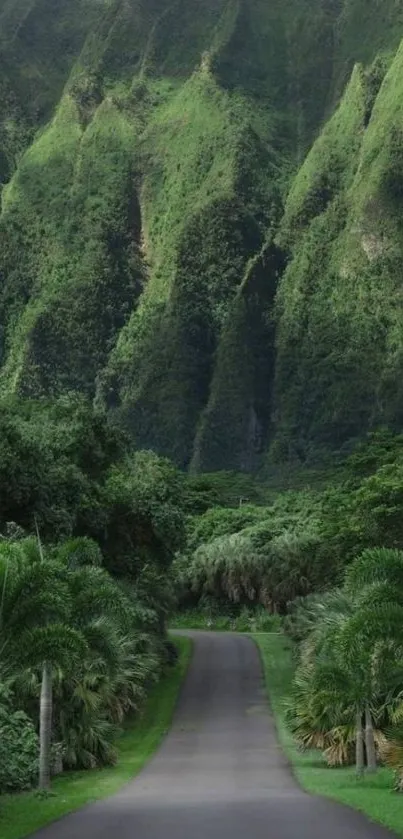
[365,704,377,773]
[39,661,53,790]
[355,709,364,776]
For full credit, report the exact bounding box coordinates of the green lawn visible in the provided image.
[253,632,403,836]
[0,635,192,839]
[171,608,281,633]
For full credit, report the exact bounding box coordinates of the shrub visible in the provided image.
[0,703,39,792]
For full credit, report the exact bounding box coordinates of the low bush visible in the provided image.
[0,700,39,793]
[172,604,282,632]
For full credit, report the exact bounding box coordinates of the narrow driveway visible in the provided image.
[33,632,396,839]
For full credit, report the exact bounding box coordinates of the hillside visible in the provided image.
[1,0,403,470]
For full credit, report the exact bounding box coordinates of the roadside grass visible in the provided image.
[253,632,403,836]
[171,607,281,633]
[0,635,192,839]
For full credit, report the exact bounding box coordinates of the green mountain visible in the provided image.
[1,0,403,470]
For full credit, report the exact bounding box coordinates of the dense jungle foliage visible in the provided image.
[3,411,403,795]
[0,395,187,792]
[174,431,403,789]
[4,0,403,808]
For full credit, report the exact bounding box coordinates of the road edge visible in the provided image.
[0,636,193,839]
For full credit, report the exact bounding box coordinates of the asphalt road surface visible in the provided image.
[33,632,396,839]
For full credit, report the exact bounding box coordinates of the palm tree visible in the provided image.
[288,592,366,773]
[0,539,86,789]
[289,586,399,775]
[1,534,160,784]
[342,547,403,772]
[288,548,403,783]
[345,547,403,593]
[287,655,357,767]
[49,545,158,770]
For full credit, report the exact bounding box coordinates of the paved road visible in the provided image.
[33,632,396,839]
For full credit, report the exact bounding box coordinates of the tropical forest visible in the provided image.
[2,2,403,838]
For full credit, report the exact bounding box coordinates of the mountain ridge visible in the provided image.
[1,0,403,469]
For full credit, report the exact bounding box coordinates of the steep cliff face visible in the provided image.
[1,0,403,469]
[274,44,403,462]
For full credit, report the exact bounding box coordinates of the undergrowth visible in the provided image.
[255,633,403,837]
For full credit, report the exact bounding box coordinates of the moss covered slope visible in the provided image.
[274,44,403,462]
[1,0,403,469]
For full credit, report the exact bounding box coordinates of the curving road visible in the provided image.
[33,632,396,839]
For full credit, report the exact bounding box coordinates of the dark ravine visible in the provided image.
[30,632,396,839]
[2,0,403,470]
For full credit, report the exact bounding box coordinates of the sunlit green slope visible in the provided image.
[1,0,403,469]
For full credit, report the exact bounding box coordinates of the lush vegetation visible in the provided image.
[6,398,403,803]
[0,635,191,839]
[273,42,403,464]
[3,379,403,830]
[172,604,281,633]
[176,431,403,614]
[2,0,403,469]
[174,432,403,820]
[0,394,188,798]
[255,633,403,836]
[285,550,403,778]
[4,1,403,831]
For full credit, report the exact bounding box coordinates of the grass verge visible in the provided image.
[0,635,192,839]
[171,607,281,633]
[252,632,403,836]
